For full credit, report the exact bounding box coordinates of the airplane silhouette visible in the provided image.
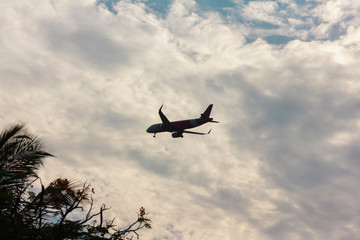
[146,104,218,138]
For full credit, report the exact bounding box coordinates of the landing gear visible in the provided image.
[153,133,156,138]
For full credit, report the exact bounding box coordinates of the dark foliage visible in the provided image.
[0,124,151,240]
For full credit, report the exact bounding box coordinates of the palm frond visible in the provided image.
[1,124,53,187]
[0,123,25,149]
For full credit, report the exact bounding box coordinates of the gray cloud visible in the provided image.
[40,20,129,70]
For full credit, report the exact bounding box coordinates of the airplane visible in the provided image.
[146,104,218,138]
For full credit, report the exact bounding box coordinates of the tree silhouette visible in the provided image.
[0,124,151,240]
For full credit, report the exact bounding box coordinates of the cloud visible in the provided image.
[226,0,360,43]
[223,37,360,238]
[241,1,284,26]
[1,0,360,239]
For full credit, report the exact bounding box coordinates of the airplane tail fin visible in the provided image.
[201,104,213,120]
[201,104,219,123]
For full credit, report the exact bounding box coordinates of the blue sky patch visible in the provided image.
[264,35,295,45]
[97,0,120,14]
[195,0,236,13]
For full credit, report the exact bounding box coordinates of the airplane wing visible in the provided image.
[183,129,212,135]
[159,105,176,131]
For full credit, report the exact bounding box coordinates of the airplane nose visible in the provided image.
[146,126,152,133]
[147,124,157,133]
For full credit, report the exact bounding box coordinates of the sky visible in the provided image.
[1,0,360,239]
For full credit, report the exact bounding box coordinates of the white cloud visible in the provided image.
[314,0,360,23]
[229,0,360,42]
[1,0,360,239]
[241,1,284,26]
[310,0,360,40]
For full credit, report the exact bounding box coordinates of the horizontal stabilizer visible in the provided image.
[183,129,212,135]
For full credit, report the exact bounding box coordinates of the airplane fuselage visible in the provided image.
[146,118,207,134]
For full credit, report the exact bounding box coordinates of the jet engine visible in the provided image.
[171,132,183,138]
